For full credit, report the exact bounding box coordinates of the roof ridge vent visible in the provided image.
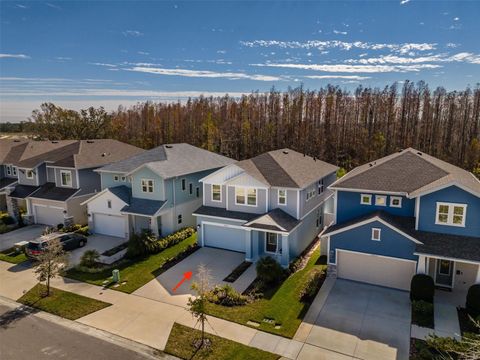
[13,139,20,142]
[165,145,173,149]
[283,150,289,154]
[101,152,108,157]
[86,140,95,144]
[51,140,59,144]
[417,151,423,156]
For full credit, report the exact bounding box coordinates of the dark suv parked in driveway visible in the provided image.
[26,232,87,260]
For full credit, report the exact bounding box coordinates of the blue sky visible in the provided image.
[1,0,479,122]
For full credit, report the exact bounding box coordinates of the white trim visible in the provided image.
[371,228,381,241]
[46,165,77,170]
[277,189,287,206]
[322,215,422,244]
[360,193,372,205]
[435,202,467,227]
[113,175,120,182]
[211,184,222,202]
[192,213,247,223]
[333,189,338,224]
[202,182,205,205]
[80,188,129,206]
[234,186,257,207]
[413,252,480,266]
[330,187,407,196]
[265,187,269,213]
[264,232,282,255]
[201,220,247,230]
[11,166,17,176]
[75,170,80,188]
[327,235,331,264]
[390,196,402,208]
[296,190,300,218]
[333,248,417,266]
[25,169,35,180]
[375,195,387,206]
[415,196,420,230]
[60,170,73,187]
[411,181,480,199]
[140,178,154,193]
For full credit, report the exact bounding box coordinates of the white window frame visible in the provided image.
[121,176,126,182]
[141,178,154,193]
[390,196,402,208]
[306,187,316,201]
[435,202,467,227]
[26,169,35,180]
[211,184,222,202]
[60,170,72,187]
[5,165,11,176]
[360,194,372,205]
[278,189,287,205]
[12,166,17,176]
[318,179,324,195]
[265,233,282,254]
[113,175,120,182]
[375,195,387,206]
[371,228,381,241]
[181,179,186,191]
[235,187,257,207]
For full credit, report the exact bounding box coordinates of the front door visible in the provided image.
[435,259,454,287]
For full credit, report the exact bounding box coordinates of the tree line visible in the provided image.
[26,81,480,177]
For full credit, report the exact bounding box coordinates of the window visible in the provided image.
[316,210,322,228]
[177,214,182,224]
[371,228,381,241]
[12,166,17,176]
[26,170,34,179]
[196,187,200,198]
[189,183,193,195]
[375,195,387,206]
[113,175,119,182]
[6,165,11,176]
[318,179,324,194]
[235,187,257,206]
[438,260,452,276]
[107,200,112,209]
[436,202,467,227]
[390,196,402,208]
[360,194,372,205]
[141,179,154,193]
[181,179,186,191]
[265,233,282,254]
[211,184,221,201]
[306,187,316,201]
[121,176,126,182]
[278,189,287,205]
[60,170,72,186]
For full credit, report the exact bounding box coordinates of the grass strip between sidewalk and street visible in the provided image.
[165,323,279,360]
[18,283,111,320]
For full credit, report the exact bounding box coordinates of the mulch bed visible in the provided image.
[223,261,252,282]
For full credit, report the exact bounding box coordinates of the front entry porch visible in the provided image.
[416,254,480,292]
[248,230,290,267]
[127,213,164,238]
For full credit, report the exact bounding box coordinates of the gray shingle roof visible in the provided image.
[331,148,480,197]
[121,198,167,216]
[108,186,131,204]
[0,178,17,191]
[244,208,301,232]
[98,143,235,178]
[29,182,79,202]
[237,149,338,189]
[193,205,258,222]
[9,185,40,199]
[0,139,28,163]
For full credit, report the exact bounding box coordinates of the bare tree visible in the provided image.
[34,238,67,296]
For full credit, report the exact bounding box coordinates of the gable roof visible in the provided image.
[98,143,235,178]
[331,148,480,197]
[237,149,338,189]
[0,139,28,163]
[244,208,300,233]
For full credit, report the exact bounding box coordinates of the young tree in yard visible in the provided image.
[187,264,212,349]
[34,238,67,296]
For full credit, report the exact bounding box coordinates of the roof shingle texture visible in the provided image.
[193,205,258,222]
[29,182,79,201]
[244,208,300,232]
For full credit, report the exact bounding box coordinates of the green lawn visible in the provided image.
[18,283,111,320]
[0,247,28,264]
[205,248,326,338]
[165,323,279,360]
[65,233,197,293]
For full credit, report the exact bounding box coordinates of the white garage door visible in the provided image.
[34,205,64,226]
[93,213,126,238]
[204,223,245,253]
[337,250,416,291]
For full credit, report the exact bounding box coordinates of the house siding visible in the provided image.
[289,203,323,258]
[54,168,78,188]
[78,168,101,193]
[204,184,227,208]
[336,191,415,224]
[417,185,480,237]
[226,186,267,214]
[66,194,90,224]
[100,172,130,190]
[299,172,337,218]
[328,220,418,264]
[131,167,165,201]
[269,188,297,218]
[46,167,55,183]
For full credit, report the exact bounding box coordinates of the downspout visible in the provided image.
[172,178,176,230]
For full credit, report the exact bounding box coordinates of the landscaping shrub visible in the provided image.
[412,300,434,328]
[466,284,480,318]
[79,250,100,268]
[0,214,15,225]
[56,223,64,230]
[0,224,9,234]
[256,256,285,286]
[61,224,89,236]
[208,284,249,306]
[299,269,325,302]
[410,274,434,303]
[150,227,195,253]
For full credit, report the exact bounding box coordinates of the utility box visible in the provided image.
[112,269,120,283]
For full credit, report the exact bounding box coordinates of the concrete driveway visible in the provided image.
[300,280,411,360]
[133,247,256,307]
[68,235,126,267]
[0,225,44,251]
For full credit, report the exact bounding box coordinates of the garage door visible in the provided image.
[204,223,245,253]
[337,250,416,291]
[34,205,64,226]
[93,213,126,238]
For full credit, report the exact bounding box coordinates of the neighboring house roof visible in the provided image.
[0,139,28,163]
[9,185,40,199]
[193,205,258,222]
[98,143,235,178]
[121,198,167,216]
[108,185,131,204]
[244,208,300,233]
[237,149,338,189]
[29,182,79,202]
[331,148,480,197]
[0,178,17,191]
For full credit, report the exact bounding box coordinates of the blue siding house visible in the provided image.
[194,149,338,267]
[322,148,480,292]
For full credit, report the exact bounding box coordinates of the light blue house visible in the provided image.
[322,148,480,292]
[83,143,235,239]
[193,149,338,267]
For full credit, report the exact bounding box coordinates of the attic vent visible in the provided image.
[369,163,373,167]
[13,139,20,142]
[283,150,289,154]
[101,152,107,157]
[417,151,423,156]
[165,145,173,148]
[398,149,403,152]
[86,140,95,143]
[51,141,58,144]
[313,156,317,161]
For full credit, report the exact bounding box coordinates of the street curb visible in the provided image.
[0,295,178,360]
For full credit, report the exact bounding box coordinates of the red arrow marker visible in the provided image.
[172,271,193,292]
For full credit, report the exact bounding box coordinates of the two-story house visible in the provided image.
[193,149,338,267]
[3,139,143,226]
[82,143,235,239]
[322,148,480,292]
[0,139,27,211]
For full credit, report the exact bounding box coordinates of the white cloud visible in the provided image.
[16,4,27,9]
[88,62,118,68]
[333,30,348,35]
[0,53,30,59]
[251,63,441,73]
[46,3,61,10]
[137,51,150,55]
[453,17,460,21]
[122,30,143,37]
[126,66,282,81]
[400,0,410,5]
[345,52,480,65]
[217,50,227,54]
[55,56,72,61]
[305,75,371,80]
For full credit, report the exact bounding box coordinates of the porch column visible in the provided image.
[476,265,480,284]
[281,234,289,267]
[245,230,252,261]
[417,255,427,274]
[150,216,159,237]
